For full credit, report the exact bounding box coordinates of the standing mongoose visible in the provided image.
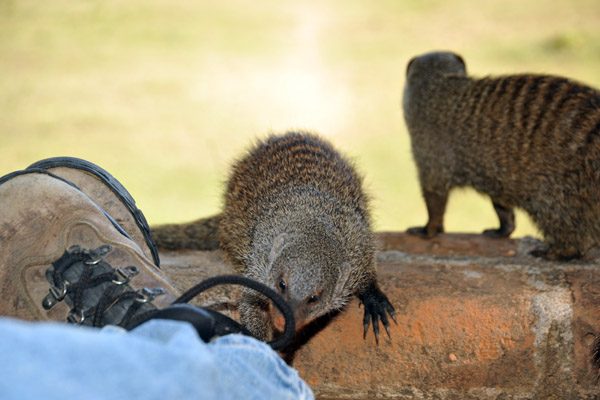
[153,131,395,342]
[402,51,600,260]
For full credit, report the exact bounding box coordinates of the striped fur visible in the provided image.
[403,51,600,259]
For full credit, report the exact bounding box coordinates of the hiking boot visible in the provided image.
[27,157,160,267]
[0,168,295,348]
[0,169,179,327]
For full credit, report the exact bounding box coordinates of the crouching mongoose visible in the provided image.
[153,131,396,342]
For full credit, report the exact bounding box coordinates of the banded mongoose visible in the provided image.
[153,132,395,342]
[402,51,600,260]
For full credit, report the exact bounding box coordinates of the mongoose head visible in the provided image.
[265,232,352,332]
[403,51,468,120]
[406,51,467,81]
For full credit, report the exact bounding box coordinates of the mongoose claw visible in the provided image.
[406,226,428,237]
[406,224,442,238]
[358,284,395,344]
[482,228,512,238]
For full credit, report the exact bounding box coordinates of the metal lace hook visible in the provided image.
[42,280,69,310]
[67,308,86,324]
[112,266,140,285]
[135,287,166,304]
[84,245,112,265]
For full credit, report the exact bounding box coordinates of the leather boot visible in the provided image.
[0,169,179,327]
[27,157,160,267]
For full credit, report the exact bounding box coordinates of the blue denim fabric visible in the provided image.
[0,317,314,400]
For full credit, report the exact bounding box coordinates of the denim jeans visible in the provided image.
[0,317,314,400]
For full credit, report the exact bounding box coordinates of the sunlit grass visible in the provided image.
[1,0,599,239]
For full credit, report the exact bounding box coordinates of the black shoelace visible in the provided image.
[43,245,294,350]
[128,275,295,350]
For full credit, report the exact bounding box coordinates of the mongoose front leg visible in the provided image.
[406,189,447,238]
[358,282,396,344]
[593,336,600,372]
[239,291,272,341]
[483,201,515,238]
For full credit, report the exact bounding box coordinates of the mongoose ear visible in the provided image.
[268,233,295,264]
[406,57,417,76]
[452,53,467,73]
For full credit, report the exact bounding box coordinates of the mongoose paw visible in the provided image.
[407,225,442,238]
[406,226,427,236]
[358,284,396,345]
[482,228,512,238]
[406,226,434,238]
[530,246,582,261]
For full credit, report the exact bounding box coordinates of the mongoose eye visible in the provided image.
[307,294,320,304]
[278,278,287,294]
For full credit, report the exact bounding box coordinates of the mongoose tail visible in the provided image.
[152,214,221,251]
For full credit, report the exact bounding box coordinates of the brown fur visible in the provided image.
[403,51,600,260]
[152,215,220,251]
[153,132,394,341]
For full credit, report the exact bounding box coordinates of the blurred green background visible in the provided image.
[1,0,600,237]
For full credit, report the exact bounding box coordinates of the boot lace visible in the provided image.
[42,245,165,328]
[42,245,294,350]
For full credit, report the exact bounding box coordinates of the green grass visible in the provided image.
[2,0,600,238]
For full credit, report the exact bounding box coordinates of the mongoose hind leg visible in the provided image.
[358,282,396,345]
[407,189,447,238]
[483,201,515,238]
[529,210,588,260]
